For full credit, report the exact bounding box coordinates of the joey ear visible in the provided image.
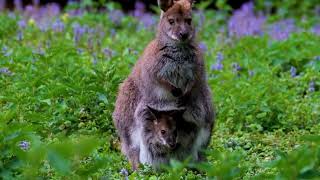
[158,0,174,12]
[168,108,186,117]
[146,105,161,119]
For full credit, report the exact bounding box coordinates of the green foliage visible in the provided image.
[0,5,320,179]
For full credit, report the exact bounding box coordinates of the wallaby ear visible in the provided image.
[158,0,174,12]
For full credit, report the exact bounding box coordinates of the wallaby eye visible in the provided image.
[161,130,166,135]
[185,18,192,25]
[168,19,175,25]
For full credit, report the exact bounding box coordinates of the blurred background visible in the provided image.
[1,0,252,12]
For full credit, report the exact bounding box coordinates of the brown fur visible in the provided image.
[113,0,215,170]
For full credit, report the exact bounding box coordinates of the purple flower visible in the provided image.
[232,63,241,73]
[120,168,129,180]
[228,2,266,38]
[77,48,83,55]
[290,66,297,78]
[268,19,297,41]
[248,70,255,77]
[2,46,8,53]
[17,31,23,41]
[195,10,205,30]
[103,48,113,58]
[92,53,98,65]
[198,42,207,53]
[0,67,13,76]
[87,36,94,50]
[311,24,320,36]
[309,81,315,92]
[52,19,65,32]
[19,140,30,151]
[315,6,320,16]
[211,52,224,71]
[0,0,5,11]
[2,46,12,57]
[33,0,40,6]
[38,22,50,32]
[14,0,23,11]
[18,19,27,29]
[47,3,60,17]
[109,10,124,26]
[32,47,45,56]
[133,1,145,17]
[138,14,156,29]
[72,23,86,44]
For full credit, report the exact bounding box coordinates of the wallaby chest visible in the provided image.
[156,45,197,91]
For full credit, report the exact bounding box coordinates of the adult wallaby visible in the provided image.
[113,0,215,170]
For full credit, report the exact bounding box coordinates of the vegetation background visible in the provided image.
[0,0,320,179]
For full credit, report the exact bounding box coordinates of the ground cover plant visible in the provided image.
[0,0,320,179]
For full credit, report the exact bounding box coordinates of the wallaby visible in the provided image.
[113,0,215,170]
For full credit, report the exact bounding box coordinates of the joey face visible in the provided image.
[146,106,186,150]
[159,0,195,43]
[154,116,177,149]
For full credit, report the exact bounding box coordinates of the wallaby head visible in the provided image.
[144,106,185,150]
[157,0,195,44]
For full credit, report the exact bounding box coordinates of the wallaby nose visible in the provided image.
[179,32,189,41]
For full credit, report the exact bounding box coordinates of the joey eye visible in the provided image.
[161,130,166,135]
[168,19,175,25]
[185,18,192,25]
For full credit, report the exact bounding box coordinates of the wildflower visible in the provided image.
[268,19,297,41]
[47,3,60,17]
[19,140,30,151]
[138,14,157,29]
[109,10,124,26]
[232,63,241,73]
[2,47,11,58]
[110,29,116,37]
[290,66,297,78]
[103,48,113,58]
[87,36,94,50]
[194,10,205,30]
[92,53,98,65]
[248,70,255,77]
[311,24,320,36]
[18,19,27,29]
[2,46,8,54]
[120,168,129,180]
[211,52,224,71]
[198,42,207,53]
[72,23,86,44]
[0,67,12,76]
[52,19,65,32]
[309,81,315,92]
[0,68,12,76]
[228,2,265,38]
[0,0,5,11]
[133,1,145,17]
[77,48,83,55]
[14,0,23,11]
[17,31,23,41]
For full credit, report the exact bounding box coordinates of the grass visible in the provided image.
[0,7,320,179]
